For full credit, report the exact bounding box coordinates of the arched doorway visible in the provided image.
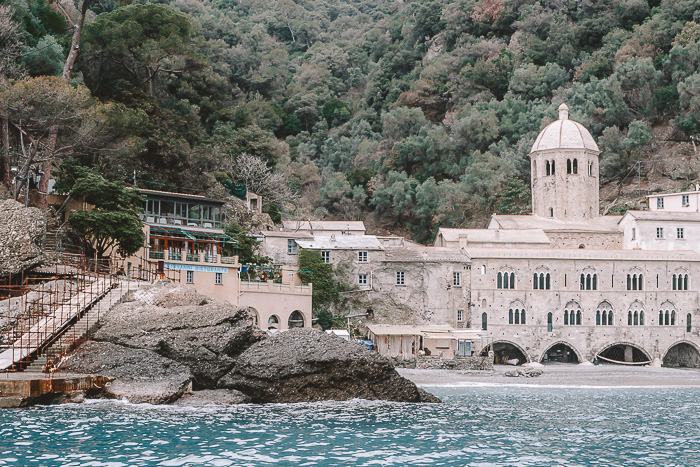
[541,342,580,364]
[663,342,700,368]
[480,341,528,365]
[288,310,305,329]
[597,343,651,364]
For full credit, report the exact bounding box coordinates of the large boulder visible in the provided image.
[219,328,440,403]
[93,282,266,388]
[0,199,45,277]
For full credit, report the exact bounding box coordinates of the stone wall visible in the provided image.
[392,355,493,371]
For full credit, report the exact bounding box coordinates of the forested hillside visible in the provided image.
[1,0,699,242]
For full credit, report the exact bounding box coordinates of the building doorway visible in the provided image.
[597,343,650,364]
[541,343,579,364]
[663,343,700,368]
[480,341,527,365]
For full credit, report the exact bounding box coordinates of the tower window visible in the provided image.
[551,160,555,174]
[546,160,551,176]
[549,208,554,217]
[567,159,572,174]
[573,158,578,174]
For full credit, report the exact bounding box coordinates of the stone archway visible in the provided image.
[247,307,260,327]
[663,341,700,368]
[540,341,582,364]
[597,342,651,364]
[288,310,305,329]
[267,314,280,330]
[480,340,529,365]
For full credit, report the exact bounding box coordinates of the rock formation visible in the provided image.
[64,282,439,404]
[220,328,440,403]
[0,200,46,277]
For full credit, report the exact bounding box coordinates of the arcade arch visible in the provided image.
[480,340,529,365]
[540,341,582,364]
[663,341,700,368]
[597,342,651,364]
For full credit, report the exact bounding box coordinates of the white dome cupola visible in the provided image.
[529,103,600,220]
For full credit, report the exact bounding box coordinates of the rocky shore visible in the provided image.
[63,282,439,404]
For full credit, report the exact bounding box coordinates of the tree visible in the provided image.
[66,168,145,257]
[222,153,295,207]
[297,249,345,311]
[224,221,271,265]
[0,5,23,188]
[82,3,200,96]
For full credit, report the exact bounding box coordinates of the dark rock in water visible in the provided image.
[63,341,193,404]
[0,200,45,277]
[92,283,266,389]
[219,328,440,403]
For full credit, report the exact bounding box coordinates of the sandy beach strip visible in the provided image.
[398,364,700,388]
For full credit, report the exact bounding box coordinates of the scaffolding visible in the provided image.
[0,252,174,375]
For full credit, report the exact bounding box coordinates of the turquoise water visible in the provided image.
[1,386,699,466]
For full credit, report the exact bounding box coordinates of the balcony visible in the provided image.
[149,249,165,259]
[203,254,217,263]
[169,251,182,261]
[186,253,200,262]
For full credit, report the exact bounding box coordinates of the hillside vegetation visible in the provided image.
[1,0,699,242]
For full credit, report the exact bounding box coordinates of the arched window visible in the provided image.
[673,272,690,290]
[586,274,592,290]
[497,270,515,289]
[546,273,551,289]
[628,310,632,325]
[576,310,582,325]
[564,309,569,325]
[551,160,556,174]
[482,312,488,330]
[671,310,676,326]
[564,302,581,326]
[588,161,593,176]
[514,309,520,324]
[596,310,601,325]
[510,272,515,289]
[547,312,553,332]
[580,273,585,290]
[627,273,644,291]
[521,309,526,324]
[533,273,538,289]
[567,159,572,174]
[497,272,503,289]
[539,273,545,290]
[288,310,305,329]
[573,158,578,174]
[581,271,598,290]
[509,308,514,324]
[640,310,645,325]
[628,304,645,326]
[659,310,664,325]
[665,310,670,325]
[688,314,692,333]
[634,310,639,326]
[546,160,551,176]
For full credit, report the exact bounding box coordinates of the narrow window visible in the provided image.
[632,275,638,291]
[509,272,515,289]
[657,197,664,209]
[659,310,664,325]
[687,314,692,333]
[549,207,554,217]
[497,272,503,289]
[215,272,222,285]
[509,309,514,324]
[628,311,632,325]
[593,274,597,290]
[564,274,567,287]
[564,310,569,325]
[665,310,670,325]
[321,251,331,264]
[639,274,643,290]
[671,310,676,326]
[186,270,194,284]
[596,310,601,325]
[453,272,462,287]
[538,273,544,290]
[547,312,553,332]
[546,273,551,289]
[457,309,464,322]
[685,274,689,290]
[627,274,632,290]
[396,271,405,286]
[533,273,538,289]
[580,274,585,290]
[551,161,555,174]
[586,274,592,290]
[608,311,613,325]
[576,310,581,325]
[656,227,664,239]
[482,312,488,331]
[514,309,520,324]
[567,159,572,174]
[631,228,636,240]
[521,309,526,324]
[634,311,639,326]
[678,228,685,239]
[546,160,551,175]
[358,273,368,286]
[640,310,645,325]
[573,158,578,174]
[673,274,677,290]
[287,239,298,254]
[481,265,486,275]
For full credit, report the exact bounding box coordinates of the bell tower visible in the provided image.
[530,104,600,220]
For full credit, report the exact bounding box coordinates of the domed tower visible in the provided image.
[530,103,600,220]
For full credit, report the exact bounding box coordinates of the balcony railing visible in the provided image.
[186,253,200,262]
[203,254,217,263]
[149,249,165,259]
[141,214,223,229]
[168,251,182,261]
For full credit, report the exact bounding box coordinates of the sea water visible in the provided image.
[0,386,699,466]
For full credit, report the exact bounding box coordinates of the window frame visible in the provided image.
[657,197,664,209]
[287,239,298,255]
[358,273,368,286]
[396,270,406,286]
[358,251,368,263]
[453,271,462,287]
[186,270,194,284]
[677,227,685,240]
[321,250,331,264]
[656,227,664,239]
[215,272,222,285]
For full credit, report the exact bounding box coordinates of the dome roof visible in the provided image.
[530,103,599,153]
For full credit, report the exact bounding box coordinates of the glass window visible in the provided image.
[287,239,298,255]
[657,197,664,209]
[457,309,464,322]
[631,228,636,240]
[186,270,194,284]
[358,251,368,262]
[321,251,330,264]
[682,194,689,207]
[453,272,461,287]
[677,227,685,239]
[656,227,664,239]
[215,272,222,285]
[396,270,405,286]
[358,273,368,285]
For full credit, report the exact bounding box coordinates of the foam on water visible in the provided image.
[1,387,699,466]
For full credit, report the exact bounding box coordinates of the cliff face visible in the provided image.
[65,282,438,404]
[0,200,45,277]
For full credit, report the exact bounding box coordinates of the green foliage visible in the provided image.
[321,98,351,128]
[298,249,345,311]
[224,221,271,265]
[21,34,64,76]
[496,178,532,215]
[64,167,145,257]
[313,307,346,331]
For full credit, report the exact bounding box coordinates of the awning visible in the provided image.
[150,226,238,245]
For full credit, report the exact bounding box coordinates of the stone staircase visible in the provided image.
[19,279,146,374]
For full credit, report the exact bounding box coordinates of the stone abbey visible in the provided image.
[262,104,700,367]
